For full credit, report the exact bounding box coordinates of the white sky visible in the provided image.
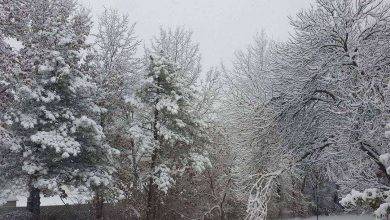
[80,0,314,70]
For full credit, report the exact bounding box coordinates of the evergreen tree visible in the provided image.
[138,54,211,219]
[1,0,118,218]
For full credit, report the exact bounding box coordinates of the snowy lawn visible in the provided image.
[16,195,83,207]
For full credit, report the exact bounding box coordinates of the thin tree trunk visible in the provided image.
[131,138,140,186]
[220,208,225,220]
[146,108,159,220]
[93,192,104,220]
[146,160,157,220]
[27,177,41,220]
[91,111,106,220]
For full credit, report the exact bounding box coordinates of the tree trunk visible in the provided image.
[146,143,159,220]
[92,112,106,220]
[146,108,159,220]
[93,193,104,220]
[220,208,225,220]
[131,138,140,186]
[146,170,157,220]
[27,178,41,220]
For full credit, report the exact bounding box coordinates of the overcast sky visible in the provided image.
[80,0,313,69]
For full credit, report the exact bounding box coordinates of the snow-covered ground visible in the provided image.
[16,195,82,207]
[288,215,374,220]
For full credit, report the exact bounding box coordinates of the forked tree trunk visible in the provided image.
[27,178,41,220]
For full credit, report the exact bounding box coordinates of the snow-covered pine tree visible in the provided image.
[1,0,118,218]
[138,53,211,219]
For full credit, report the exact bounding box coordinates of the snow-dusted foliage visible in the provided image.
[146,27,201,86]
[341,152,390,218]
[0,0,118,214]
[379,153,390,175]
[0,0,30,206]
[0,126,25,205]
[3,0,390,218]
[152,164,175,194]
[341,186,390,218]
[93,8,140,113]
[88,10,140,216]
[189,152,212,173]
[140,54,209,185]
[137,53,211,217]
[223,0,390,219]
[224,32,315,219]
[340,188,387,208]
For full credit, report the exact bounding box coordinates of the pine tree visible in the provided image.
[1,0,118,218]
[138,54,210,219]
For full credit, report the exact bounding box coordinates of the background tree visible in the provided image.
[90,8,140,219]
[238,0,390,218]
[146,27,201,86]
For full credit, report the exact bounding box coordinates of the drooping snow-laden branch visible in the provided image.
[246,170,282,220]
[246,143,332,220]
